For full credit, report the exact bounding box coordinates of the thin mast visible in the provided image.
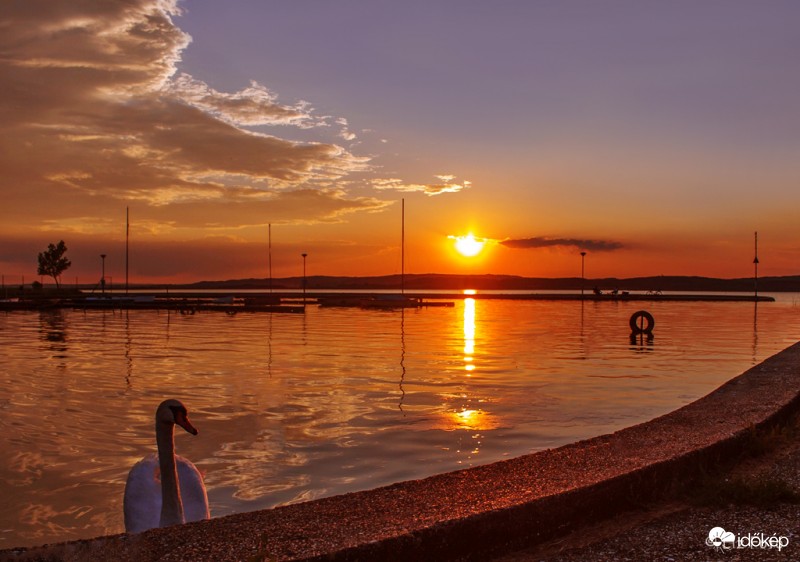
[401,198,405,295]
[268,223,273,293]
[753,231,759,300]
[125,206,129,294]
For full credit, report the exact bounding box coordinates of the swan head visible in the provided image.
[156,399,198,435]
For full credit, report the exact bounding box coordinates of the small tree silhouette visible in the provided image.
[37,240,71,289]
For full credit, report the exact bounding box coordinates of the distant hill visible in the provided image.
[186,274,800,292]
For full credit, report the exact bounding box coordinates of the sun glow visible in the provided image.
[453,233,485,257]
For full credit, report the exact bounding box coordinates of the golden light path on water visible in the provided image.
[440,295,500,435]
[1,294,800,548]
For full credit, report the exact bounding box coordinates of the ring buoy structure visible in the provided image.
[629,310,655,335]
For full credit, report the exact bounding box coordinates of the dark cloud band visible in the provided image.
[501,237,624,252]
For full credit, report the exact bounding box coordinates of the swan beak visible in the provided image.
[175,412,199,435]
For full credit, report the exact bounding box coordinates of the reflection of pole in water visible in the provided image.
[267,312,273,378]
[164,308,172,343]
[302,302,308,346]
[579,299,586,360]
[752,301,759,364]
[125,309,133,388]
[398,308,406,414]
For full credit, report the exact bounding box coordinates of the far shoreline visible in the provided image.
[5,272,797,296]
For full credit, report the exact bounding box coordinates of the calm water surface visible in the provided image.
[1,295,800,548]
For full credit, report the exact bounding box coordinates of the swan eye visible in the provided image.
[169,405,188,422]
[169,405,198,434]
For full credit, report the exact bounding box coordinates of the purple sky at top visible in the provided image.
[2,1,799,282]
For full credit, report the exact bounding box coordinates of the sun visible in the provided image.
[453,233,485,257]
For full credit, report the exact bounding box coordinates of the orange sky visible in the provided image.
[1,1,798,285]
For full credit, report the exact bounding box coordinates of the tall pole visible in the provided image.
[268,223,273,294]
[401,198,405,295]
[753,231,759,300]
[100,254,106,295]
[125,206,129,294]
[301,252,307,305]
[580,251,587,299]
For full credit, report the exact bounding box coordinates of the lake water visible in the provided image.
[2,294,800,548]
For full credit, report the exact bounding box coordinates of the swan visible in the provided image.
[123,399,209,533]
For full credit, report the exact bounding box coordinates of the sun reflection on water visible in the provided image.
[446,407,499,431]
[438,295,500,434]
[463,297,475,361]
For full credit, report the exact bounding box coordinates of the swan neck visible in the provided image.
[156,420,185,527]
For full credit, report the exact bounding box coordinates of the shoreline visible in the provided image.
[5,341,800,561]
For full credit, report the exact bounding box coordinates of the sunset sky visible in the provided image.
[2,1,798,284]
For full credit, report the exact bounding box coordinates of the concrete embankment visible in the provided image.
[4,342,800,562]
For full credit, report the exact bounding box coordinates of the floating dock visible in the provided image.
[0,290,774,313]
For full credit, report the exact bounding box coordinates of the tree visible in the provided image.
[37,240,71,289]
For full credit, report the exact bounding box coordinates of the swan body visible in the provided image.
[123,399,209,533]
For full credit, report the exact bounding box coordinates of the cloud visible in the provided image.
[334,117,357,141]
[501,237,624,252]
[0,0,374,235]
[168,74,318,127]
[371,175,471,196]
[144,189,393,229]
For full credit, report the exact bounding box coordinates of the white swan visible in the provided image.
[123,399,209,533]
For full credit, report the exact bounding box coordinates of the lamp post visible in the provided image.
[580,251,587,299]
[301,252,308,304]
[753,231,759,300]
[100,254,107,295]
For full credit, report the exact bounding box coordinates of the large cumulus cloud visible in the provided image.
[0,0,382,238]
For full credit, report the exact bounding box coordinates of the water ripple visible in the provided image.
[0,297,799,547]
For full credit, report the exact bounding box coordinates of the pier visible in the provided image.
[0,290,775,313]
